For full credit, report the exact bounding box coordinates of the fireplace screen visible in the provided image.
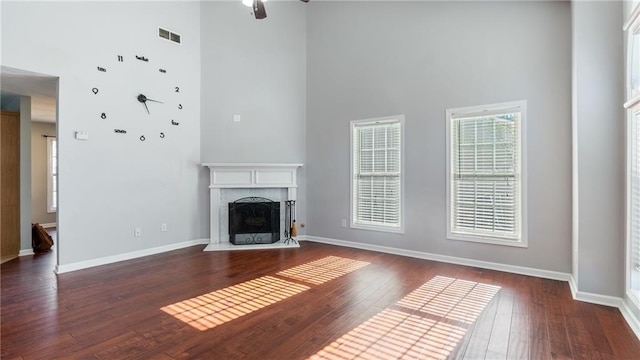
[229,197,280,245]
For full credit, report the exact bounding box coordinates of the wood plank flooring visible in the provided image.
[2,239,639,359]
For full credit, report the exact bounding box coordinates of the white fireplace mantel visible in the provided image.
[201,163,303,251]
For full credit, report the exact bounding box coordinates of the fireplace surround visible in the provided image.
[201,163,303,251]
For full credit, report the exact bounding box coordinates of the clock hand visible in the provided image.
[137,93,161,114]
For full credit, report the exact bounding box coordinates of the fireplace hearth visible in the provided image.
[229,197,280,245]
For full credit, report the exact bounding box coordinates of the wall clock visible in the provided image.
[90,53,183,143]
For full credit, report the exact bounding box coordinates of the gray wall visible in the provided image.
[572,1,625,297]
[2,1,203,267]
[306,1,572,272]
[30,121,56,225]
[200,2,308,232]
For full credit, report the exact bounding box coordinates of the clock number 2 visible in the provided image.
[101,113,107,119]
[175,87,180,93]
[178,104,183,110]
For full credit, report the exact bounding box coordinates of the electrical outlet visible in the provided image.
[341,219,347,227]
[134,227,142,237]
[161,223,167,232]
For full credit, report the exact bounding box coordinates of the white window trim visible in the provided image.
[625,6,640,310]
[350,115,405,234]
[445,100,528,248]
[47,136,57,213]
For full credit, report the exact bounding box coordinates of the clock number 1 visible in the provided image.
[117,55,123,62]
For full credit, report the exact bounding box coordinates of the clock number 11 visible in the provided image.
[117,55,123,62]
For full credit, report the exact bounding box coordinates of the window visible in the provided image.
[446,101,527,247]
[47,137,57,213]
[350,116,404,233]
[626,6,640,305]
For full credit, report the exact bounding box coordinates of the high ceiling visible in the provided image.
[0,66,57,123]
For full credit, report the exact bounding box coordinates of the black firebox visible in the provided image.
[228,197,280,245]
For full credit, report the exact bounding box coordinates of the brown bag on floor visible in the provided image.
[32,223,54,252]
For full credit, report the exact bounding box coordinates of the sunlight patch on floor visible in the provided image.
[308,276,501,360]
[277,256,371,285]
[160,276,309,331]
[161,256,371,331]
[397,276,501,324]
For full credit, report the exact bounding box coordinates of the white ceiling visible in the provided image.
[0,66,57,123]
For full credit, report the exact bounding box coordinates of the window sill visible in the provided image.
[447,232,527,248]
[351,223,404,234]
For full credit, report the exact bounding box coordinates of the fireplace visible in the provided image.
[201,163,303,251]
[229,197,280,245]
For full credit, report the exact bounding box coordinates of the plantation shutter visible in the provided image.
[450,111,521,240]
[353,121,401,228]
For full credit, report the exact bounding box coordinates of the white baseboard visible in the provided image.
[19,249,35,256]
[572,286,624,308]
[55,239,209,274]
[40,222,56,229]
[620,299,640,340]
[303,235,571,282]
[568,275,578,299]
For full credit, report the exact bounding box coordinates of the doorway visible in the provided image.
[0,66,58,267]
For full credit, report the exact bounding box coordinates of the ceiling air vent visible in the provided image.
[158,27,181,44]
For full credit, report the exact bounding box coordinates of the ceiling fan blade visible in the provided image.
[253,0,267,19]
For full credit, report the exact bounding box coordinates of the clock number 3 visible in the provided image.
[101,113,107,119]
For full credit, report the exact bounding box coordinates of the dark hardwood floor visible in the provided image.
[2,239,639,359]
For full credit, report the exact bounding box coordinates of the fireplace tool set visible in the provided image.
[284,200,297,244]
